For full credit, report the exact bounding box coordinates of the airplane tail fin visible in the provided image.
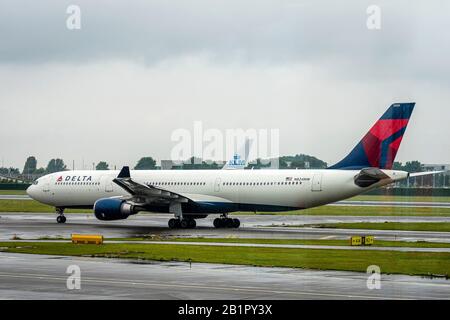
[328,102,415,170]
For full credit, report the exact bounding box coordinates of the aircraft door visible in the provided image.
[214,178,221,192]
[311,173,323,191]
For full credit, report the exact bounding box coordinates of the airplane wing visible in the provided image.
[409,170,445,177]
[112,166,190,206]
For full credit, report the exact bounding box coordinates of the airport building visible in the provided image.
[422,163,450,172]
[406,163,450,188]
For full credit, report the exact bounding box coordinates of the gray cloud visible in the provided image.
[1,0,449,81]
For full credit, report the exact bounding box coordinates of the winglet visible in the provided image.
[117,166,131,179]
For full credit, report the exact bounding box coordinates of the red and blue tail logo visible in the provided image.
[329,103,415,170]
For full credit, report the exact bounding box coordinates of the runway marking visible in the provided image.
[0,271,427,300]
[320,236,336,240]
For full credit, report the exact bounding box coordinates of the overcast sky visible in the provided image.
[0,0,449,169]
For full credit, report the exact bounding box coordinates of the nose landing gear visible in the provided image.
[55,207,66,224]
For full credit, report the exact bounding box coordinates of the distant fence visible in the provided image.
[364,188,450,197]
[0,183,31,190]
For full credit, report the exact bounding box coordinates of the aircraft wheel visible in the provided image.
[188,219,196,229]
[213,218,221,228]
[168,218,178,229]
[180,219,189,229]
[232,218,240,228]
[225,218,234,228]
[56,215,66,224]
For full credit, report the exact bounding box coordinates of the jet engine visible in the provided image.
[94,198,135,221]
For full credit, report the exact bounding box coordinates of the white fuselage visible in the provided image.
[27,169,408,215]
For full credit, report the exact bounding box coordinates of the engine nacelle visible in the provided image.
[94,198,134,221]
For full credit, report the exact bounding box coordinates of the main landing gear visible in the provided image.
[56,207,66,224]
[213,214,240,229]
[168,218,196,229]
[168,202,197,229]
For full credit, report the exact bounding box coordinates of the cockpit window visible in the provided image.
[33,180,39,185]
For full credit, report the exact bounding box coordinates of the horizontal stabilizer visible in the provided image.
[409,170,445,177]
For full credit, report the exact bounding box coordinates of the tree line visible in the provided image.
[0,156,159,175]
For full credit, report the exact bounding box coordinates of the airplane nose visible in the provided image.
[26,185,36,199]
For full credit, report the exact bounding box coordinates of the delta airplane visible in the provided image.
[27,103,440,229]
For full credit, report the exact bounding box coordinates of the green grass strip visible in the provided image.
[23,236,450,248]
[0,200,90,213]
[295,222,450,232]
[236,205,450,216]
[1,198,450,217]
[0,190,27,195]
[349,195,450,203]
[161,237,450,248]
[0,241,448,277]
